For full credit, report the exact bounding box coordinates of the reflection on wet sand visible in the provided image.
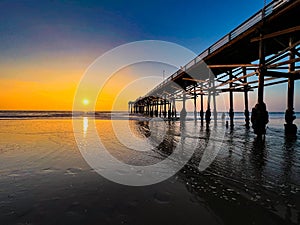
[0,117,299,225]
[132,120,300,224]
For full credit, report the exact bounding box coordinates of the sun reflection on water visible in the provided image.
[83,117,88,137]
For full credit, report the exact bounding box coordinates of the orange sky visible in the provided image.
[0,54,167,111]
[0,53,85,110]
[0,52,299,112]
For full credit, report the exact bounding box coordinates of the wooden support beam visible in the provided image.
[221,88,253,92]
[182,77,208,83]
[208,64,259,68]
[264,70,300,79]
[267,58,300,69]
[162,91,172,96]
[216,73,229,81]
[266,52,289,66]
[291,70,300,75]
[198,90,220,95]
[233,77,278,87]
[273,37,287,49]
[251,26,300,42]
[171,85,185,91]
[251,79,288,88]
[215,71,257,88]
[265,40,300,65]
[295,49,300,58]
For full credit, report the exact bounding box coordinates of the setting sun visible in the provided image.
[83,99,89,105]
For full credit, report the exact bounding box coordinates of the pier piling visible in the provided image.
[285,37,297,135]
[243,68,250,128]
[180,91,187,120]
[194,85,197,120]
[200,84,204,126]
[212,78,217,123]
[205,79,211,127]
[251,37,269,135]
[229,71,234,129]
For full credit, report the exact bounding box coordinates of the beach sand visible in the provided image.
[0,115,299,225]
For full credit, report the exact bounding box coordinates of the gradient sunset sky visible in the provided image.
[0,0,299,111]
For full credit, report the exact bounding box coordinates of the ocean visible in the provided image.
[0,111,299,225]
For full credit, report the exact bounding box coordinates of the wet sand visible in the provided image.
[0,116,299,225]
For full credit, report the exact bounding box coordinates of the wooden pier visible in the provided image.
[129,0,300,136]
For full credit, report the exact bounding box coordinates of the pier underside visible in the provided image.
[130,0,300,136]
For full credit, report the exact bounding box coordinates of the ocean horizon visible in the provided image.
[0,110,299,119]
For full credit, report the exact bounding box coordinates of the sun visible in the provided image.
[83,99,89,105]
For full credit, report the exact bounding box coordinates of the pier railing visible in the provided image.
[146,0,290,97]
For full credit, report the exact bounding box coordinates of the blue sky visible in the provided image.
[0,0,272,57]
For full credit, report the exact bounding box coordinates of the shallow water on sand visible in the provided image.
[0,114,300,225]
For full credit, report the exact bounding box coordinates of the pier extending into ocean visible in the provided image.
[129,0,300,136]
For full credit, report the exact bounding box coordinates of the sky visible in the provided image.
[0,0,299,111]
